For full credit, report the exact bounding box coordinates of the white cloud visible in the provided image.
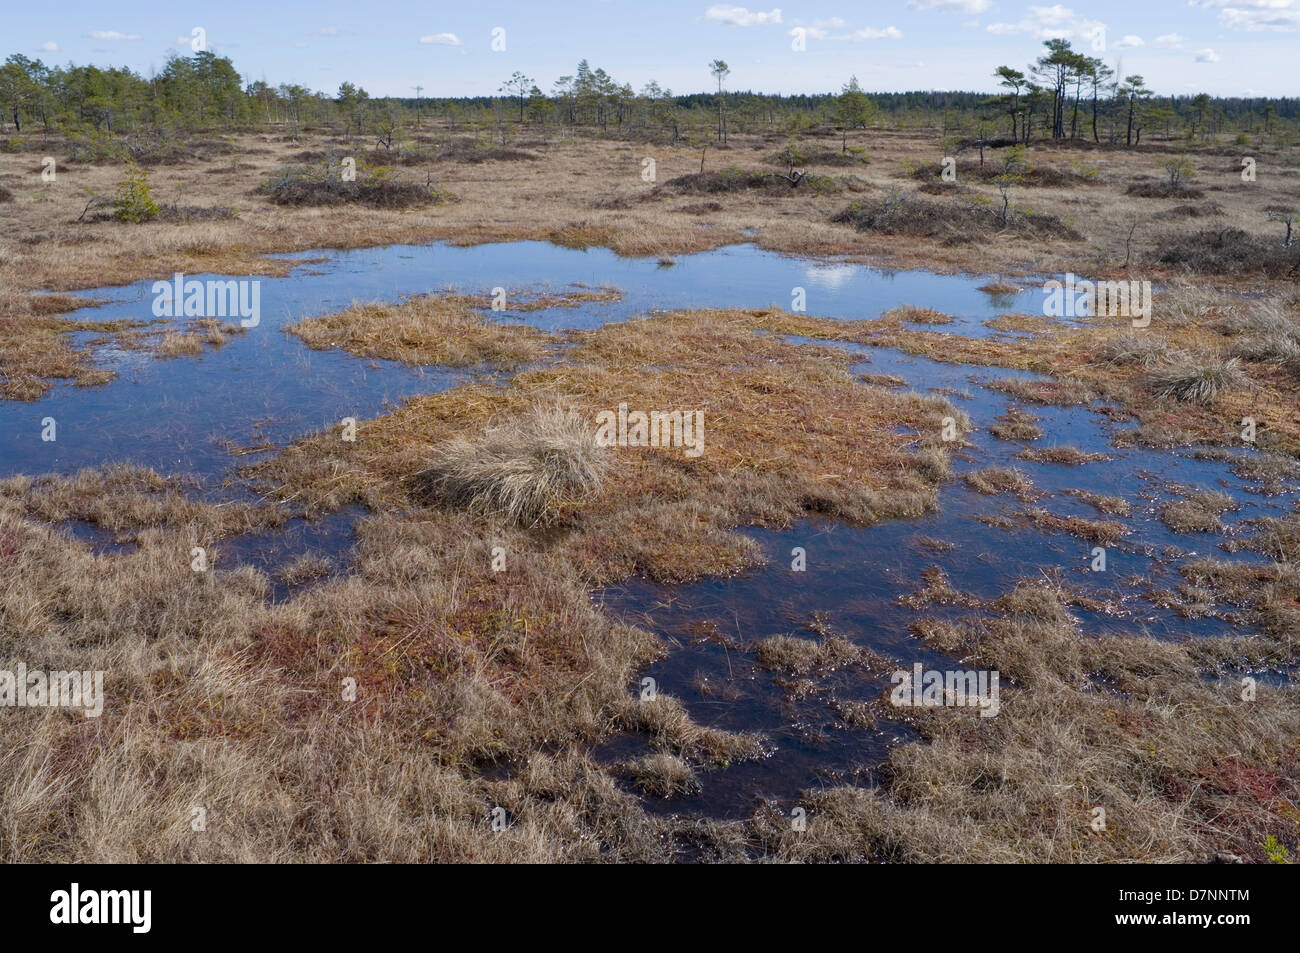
[1114,34,1144,48]
[985,5,1105,44]
[848,26,903,40]
[314,27,338,36]
[173,36,193,47]
[704,5,783,27]
[803,263,857,290]
[40,41,59,52]
[795,20,902,41]
[419,33,462,45]
[1196,47,1221,62]
[1153,33,1185,48]
[793,17,846,40]
[1190,1,1300,33]
[294,41,308,48]
[89,30,141,40]
[907,0,991,12]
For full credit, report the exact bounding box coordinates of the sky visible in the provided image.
[5,1,1298,99]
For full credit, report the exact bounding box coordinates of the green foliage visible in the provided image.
[112,159,158,222]
[1,41,1299,148]
[1164,156,1196,187]
[65,126,126,163]
[776,137,808,166]
[998,144,1029,179]
[1263,834,1292,864]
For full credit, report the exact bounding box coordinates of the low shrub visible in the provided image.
[256,161,450,208]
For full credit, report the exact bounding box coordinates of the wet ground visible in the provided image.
[8,240,1293,820]
[596,340,1295,817]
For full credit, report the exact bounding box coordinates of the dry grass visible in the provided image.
[1016,446,1112,466]
[154,331,204,359]
[5,123,1300,301]
[275,552,334,586]
[0,292,246,399]
[1146,357,1250,404]
[760,581,1300,863]
[753,634,862,675]
[246,309,969,585]
[1160,490,1238,535]
[413,405,610,526]
[987,376,1095,406]
[1224,511,1300,564]
[1020,507,1128,545]
[288,295,550,368]
[7,124,1300,863]
[1062,488,1133,517]
[0,483,695,861]
[622,753,701,798]
[1097,333,1184,368]
[978,279,1023,294]
[0,466,289,540]
[884,304,955,325]
[989,407,1043,442]
[963,466,1042,500]
[0,293,139,399]
[868,294,1300,458]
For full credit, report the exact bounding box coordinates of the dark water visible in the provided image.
[6,241,1293,820]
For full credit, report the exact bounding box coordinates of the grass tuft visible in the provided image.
[1146,357,1249,404]
[414,405,610,526]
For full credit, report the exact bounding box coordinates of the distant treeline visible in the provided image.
[2,41,1296,150]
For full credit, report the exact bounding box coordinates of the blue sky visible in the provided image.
[6,1,1297,98]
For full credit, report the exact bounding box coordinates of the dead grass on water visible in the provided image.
[884,304,955,326]
[989,407,1043,442]
[0,292,139,399]
[0,306,979,860]
[1160,490,1239,535]
[1062,488,1133,517]
[287,294,550,368]
[1016,446,1112,466]
[0,465,289,541]
[248,308,969,585]
[1018,506,1128,545]
[963,466,1043,501]
[755,580,1300,863]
